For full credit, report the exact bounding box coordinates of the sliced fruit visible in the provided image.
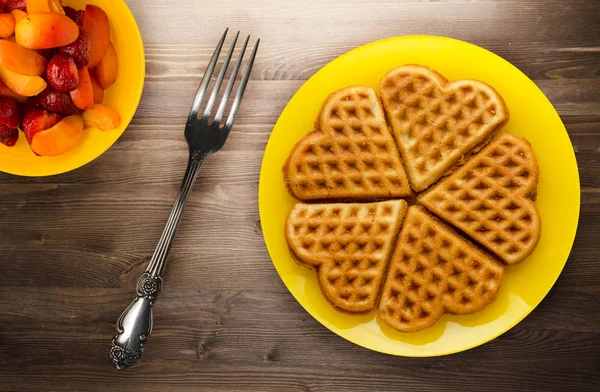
[95,41,117,89]
[63,6,83,27]
[0,39,47,76]
[0,123,18,146]
[26,0,49,14]
[82,104,120,131]
[3,0,26,13]
[0,66,47,96]
[48,0,63,14]
[89,69,103,103]
[69,66,93,110]
[83,5,109,68]
[15,12,79,49]
[0,94,20,127]
[46,53,78,92]
[10,9,27,23]
[0,79,27,102]
[30,114,83,156]
[22,107,61,142]
[0,12,15,38]
[58,28,89,68]
[38,87,82,115]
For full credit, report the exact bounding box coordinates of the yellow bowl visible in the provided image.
[259,36,580,356]
[0,0,145,176]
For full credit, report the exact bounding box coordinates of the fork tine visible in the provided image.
[187,28,228,122]
[201,31,240,121]
[223,38,260,131]
[213,34,250,126]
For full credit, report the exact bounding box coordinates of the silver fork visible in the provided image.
[110,29,259,370]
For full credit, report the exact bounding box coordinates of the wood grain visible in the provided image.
[1,0,599,390]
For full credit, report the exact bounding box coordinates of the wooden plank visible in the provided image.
[0,0,599,390]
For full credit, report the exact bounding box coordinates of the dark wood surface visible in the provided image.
[1,0,599,390]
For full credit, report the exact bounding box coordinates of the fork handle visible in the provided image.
[110,150,207,370]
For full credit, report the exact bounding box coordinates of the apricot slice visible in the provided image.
[15,13,79,49]
[26,0,50,14]
[0,13,16,38]
[83,5,109,68]
[0,79,27,102]
[22,108,62,143]
[30,114,83,156]
[95,41,117,89]
[10,9,27,24]
[69,66,93,110]
[82,104,120,131]
[89,69,103,104]
[0,66,47,96]
[48,0,64,14]
[0,39,47,76]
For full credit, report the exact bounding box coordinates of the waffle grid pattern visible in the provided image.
[420,133,540,265]
[380,65,509,191]
[285,86,412,201]
[286,200,407,313]
[379,206,504,332]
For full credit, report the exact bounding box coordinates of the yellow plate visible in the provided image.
[259,36,580,356]
[0,0,145,177]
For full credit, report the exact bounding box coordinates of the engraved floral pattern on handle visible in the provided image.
[138,273,162,301]
[110,340,141,370]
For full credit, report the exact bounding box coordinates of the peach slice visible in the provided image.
[89,69,103,103]
[82,104,120,131]
[0,66,47,96]
[0,79,27,102]
[83,5,109,68]
[0,13,16,38]
[26,0,49,14]
[22,108,62,143]
[95,41,117,89]
[0,39,47,76]
[30,114,83,156]
[48,0,63,14]
[10,9,27,24]
[15,13,79,49]
[69,66,93,110]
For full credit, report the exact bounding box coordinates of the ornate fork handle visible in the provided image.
[110,150,207,370]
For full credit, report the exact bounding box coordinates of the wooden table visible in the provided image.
[1,0,599,390]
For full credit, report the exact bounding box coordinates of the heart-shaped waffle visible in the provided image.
[380,65,509,192]
[419,133,540,265]
[284,86,412,201]
[379,206,504,332]
[286,200,407,313]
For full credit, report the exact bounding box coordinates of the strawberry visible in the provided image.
[0,95,20,129]
[46,54,79,92]
[64,6,85,27]
[38,88,83,116]
[59,29,90,69]
[3,0,26,12]
[0,124,18,147]
[22,109,62,144]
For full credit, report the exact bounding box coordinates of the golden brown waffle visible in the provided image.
[284,86,412,201]
[286,200,408,313]
[419,133,540,265]
[378,206,504,332]
[379,65,509,192]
